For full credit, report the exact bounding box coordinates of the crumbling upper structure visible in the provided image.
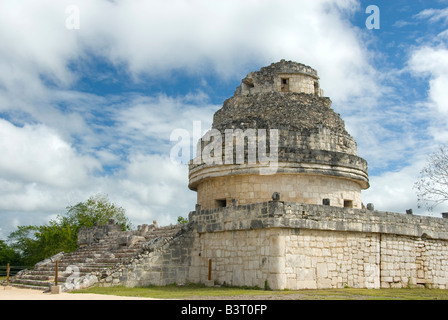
[189,60,369,210]
[234,59,324,97]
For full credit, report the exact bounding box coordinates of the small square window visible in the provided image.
[216,199,227,208]
[344,200,353,208]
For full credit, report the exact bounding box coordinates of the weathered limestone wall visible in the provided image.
[98,201,448,290]
[380,234,448,288]
[189,201,448,289]
[193,228,381,290]
[189,228,284,289]
[284,229,381,289]
[278,73,322,96]
[235,60,323,97]
[196,174,362,209]
[107,223,196,288]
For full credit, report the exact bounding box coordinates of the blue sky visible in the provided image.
[1,0,448,239]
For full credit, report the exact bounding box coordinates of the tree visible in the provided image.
[65,194,131,230]
[0,240,24,266]
[7,194,131,266]
[177,216,188,224]
[414,144,448,211]
[8,222,77,266]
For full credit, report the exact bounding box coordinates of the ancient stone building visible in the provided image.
[189,60,369,210]
[6,61,448,292]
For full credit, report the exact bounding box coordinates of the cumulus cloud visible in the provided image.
[404,5,448,149]
[0,119,101,188]
[0,120,101,234]
[86,0,377,103]
[0,119,103,233]
[0,0,377,100]
[408,46,448,117]
[112,93,217,155]
[106,154,195,226]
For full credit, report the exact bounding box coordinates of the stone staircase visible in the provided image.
[4,222,184,291]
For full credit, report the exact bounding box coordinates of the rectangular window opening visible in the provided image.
[216,199,227,208]
[281,78,289,92]
[344,200,353,208]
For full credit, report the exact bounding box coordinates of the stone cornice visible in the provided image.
[191,201,448,240]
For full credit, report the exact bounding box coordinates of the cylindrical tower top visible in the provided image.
[234,59,324,97]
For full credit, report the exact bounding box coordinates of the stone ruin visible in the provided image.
[189,60,368,211]
[5,219,186,291]
[5,60,448,291]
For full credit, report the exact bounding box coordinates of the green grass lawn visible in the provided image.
[71,284,448,300]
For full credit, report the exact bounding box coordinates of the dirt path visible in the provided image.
[0,286,159,300]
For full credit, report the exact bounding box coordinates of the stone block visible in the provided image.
[317,263,328,278]
[298,268,315,281]
[51,285,61,294]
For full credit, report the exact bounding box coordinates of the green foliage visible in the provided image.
[177,216,188,224]
[6,194,131,266]
[0,240,24,266]
[65,194,131,230]
[8,222,77,266]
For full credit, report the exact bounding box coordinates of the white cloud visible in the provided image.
[363,167,419,214]
[0,151,196,235]
[88,0,376,103]
[409,46,448,115]
[407,44,448,149]
[358,6,448,216]
[0,119,101,188]
[0,0,377,101]
[0,119,104,236]
[0,89,215,236]
[0,1,81,91]
[363,159,448,218]
[108,154,195,225]
[409,6,448,121]
[414,8,448,24]
[112,93,217,154]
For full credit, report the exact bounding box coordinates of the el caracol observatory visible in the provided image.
[189,59,369,210]
[9,61,448,292]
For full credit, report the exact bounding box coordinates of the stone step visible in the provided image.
[5,222,185,291]
[9,283,49,291]
[19,274,54,281]
[26,265,109,275]
[10,278,54,287]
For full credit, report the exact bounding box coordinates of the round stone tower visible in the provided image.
[189,60,369,210]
